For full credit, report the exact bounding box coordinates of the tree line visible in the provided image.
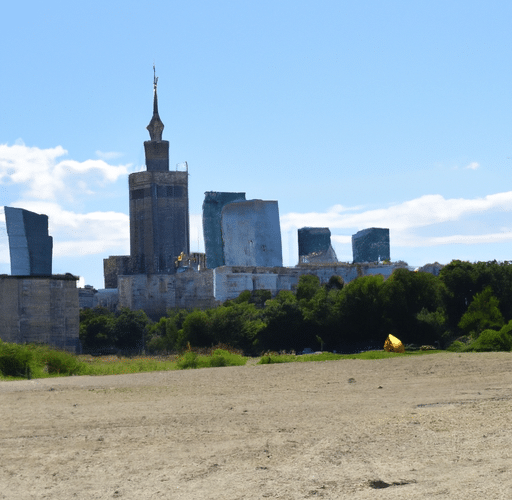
[79,260,512,354]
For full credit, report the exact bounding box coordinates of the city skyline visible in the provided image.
[1,1,511,289]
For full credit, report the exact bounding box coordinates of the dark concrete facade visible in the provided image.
[104,71,190,287]
[298,227,338,264]
[202,191,246,269]
[5,207,53,276]
[129,169,189,274]
[0,275,80,352]
[352,227,390,263]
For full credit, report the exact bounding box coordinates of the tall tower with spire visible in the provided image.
[128,68,190,275]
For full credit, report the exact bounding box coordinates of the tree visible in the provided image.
[334,275,386,350]
[299,284,342,351]
[439,260,479,330]
[146,315,180,353]
[207,301,264,353]
[111,308,150,352]
[296,274,321,302]
[380,268,446,344]
[180,309,212,348]
[259,291,308,352]
[79,307,116,352]
[458,286,504,337]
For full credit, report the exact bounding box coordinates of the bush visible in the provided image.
[458,286,504,337]
[40,348,82,375]
[446,340,467,352]
[176,351,199,369]
[208,349,246,367]
[465,328,512,352]
[0,342,35,377]
[175,348,246,370]
[209,349,228,367]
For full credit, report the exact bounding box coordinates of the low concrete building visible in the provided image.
[213,263,405,303]
[0,274,80,352]
[117,270,217,319]
[84,262,412,316]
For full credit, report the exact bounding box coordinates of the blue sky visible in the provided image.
[1,1,511,289]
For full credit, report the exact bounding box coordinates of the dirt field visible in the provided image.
[1,352,512,499]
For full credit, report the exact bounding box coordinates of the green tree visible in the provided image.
[380,268,446,344]
[146,316,180,353]
[439,260,479,330]
[79,307,116,352]
[259,291,308,352]
[180,309,213,348]
[299,284,343,351]
[111,308,150,352]
[296,274,322,302]
[334,275,385,349]
[207,301,264,353]
[458,286,504,337]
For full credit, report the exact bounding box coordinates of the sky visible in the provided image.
[1,1,511,289]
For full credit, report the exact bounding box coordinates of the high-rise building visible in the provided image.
[202,191,246,269]
[104,69,190,286]
[352,227,390,263]
[4,207,53,276]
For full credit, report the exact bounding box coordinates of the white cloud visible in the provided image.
[5,201,130,257]
[281,192,512,234]
[95,150,124,160]
[393,231,512,248]
[0,142,131,201]
[0,141,133,269]
[280,191,512,265]
[465,162,480,170]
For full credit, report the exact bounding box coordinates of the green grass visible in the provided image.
[0,340,446,380]
[78,355,180,376]
[0,342,248,380]
[176,349,247,369]
[258,349,442,364]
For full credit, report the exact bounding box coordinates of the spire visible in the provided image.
[146,65,164,141]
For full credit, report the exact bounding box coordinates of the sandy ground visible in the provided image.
[1,352,512,499]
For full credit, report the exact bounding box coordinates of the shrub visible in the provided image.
[0,342,35,377]
[209,351,228,367]
[446,340,467,352]
[258,354,291,364]
[208,349,246,367]
[176,351,199,369]
[465,328,512,352]
[458,286,504,337]
[40,348,82,375]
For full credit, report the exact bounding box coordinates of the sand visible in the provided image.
[1,352,512,499]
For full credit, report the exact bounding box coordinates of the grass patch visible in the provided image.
[78,355,180,376]
[0,341,443,380]
[0,341,247,380]
[258,349,442,364]
[0,341,86,380]
[176,349,247,370]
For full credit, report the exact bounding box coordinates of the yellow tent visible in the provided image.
[384,334,405,353]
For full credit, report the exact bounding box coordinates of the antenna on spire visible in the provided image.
[153,63,158,90]
[147,64,164,141]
